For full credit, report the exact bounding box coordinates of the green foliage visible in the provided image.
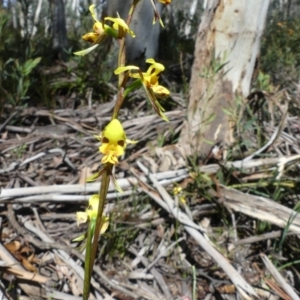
[0,6,112,109]
[1,57,41,105]
[261,16,300,89]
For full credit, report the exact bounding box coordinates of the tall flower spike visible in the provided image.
[96,119,137,165]
[115,59,170,121]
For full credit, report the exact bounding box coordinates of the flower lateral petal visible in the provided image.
[114,65,140,75]
[89,4,98,22]
[152,84,170,98]
[76,212,88,225]
[74,44,99,56]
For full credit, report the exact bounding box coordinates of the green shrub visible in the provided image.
[261,17,300,89]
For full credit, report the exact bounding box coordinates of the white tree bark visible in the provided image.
[179,0,270,157]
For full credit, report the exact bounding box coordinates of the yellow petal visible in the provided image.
[105,17,129,30]
[72,234,86,242]
[101,153,119,165]
[76,212,88,225]
[82,32,99,43]
[105,17,135,37]
[102,119,126,143]
[145,59,165,76]
[74,44,99,56]
[100,216,109,234]
[100,142,125,156]
[152,85,170,97]
[89,4,98,22]
[173,186,182,195]
[88,195,99,211]
[114,65,139,74]
[179,196,186,204]
[126,139,138,145]
[86,172,101,182]
[142,83,169,122]
[146,58,156,64]
[111,173,124,193]
[93,21,105,34]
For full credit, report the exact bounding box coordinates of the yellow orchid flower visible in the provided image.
[115,58,170,98]
[74,4,134,56]
[76,195,109,234]
[75,195,109,244]
[74,5,108,56]
[115,59,170,121]
[95,119,137,165]
[173,186,182,195]
[173,186,186,204]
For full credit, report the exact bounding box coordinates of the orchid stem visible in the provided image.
[83,220,94,300]
[82,166,111,300]
[112,0,140,120]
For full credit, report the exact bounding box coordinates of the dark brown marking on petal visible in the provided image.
[118,140,125,147]
[102,137,109,143]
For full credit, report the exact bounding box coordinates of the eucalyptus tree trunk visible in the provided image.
[179,0,270,157]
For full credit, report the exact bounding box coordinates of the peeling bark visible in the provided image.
[179,0,270,157]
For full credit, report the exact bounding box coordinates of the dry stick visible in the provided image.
[128,246,173,300]
[236,230,296,246]
[219,185,300,234]
[0,168,189,198]
[261,253,300,300]
[135,160,258,299]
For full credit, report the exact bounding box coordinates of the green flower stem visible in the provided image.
[83,219,94,300]
[112,0,141,120]
[83,166,111,300]
[91,167,111,262]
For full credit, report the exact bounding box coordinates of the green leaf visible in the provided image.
[123,79,142,99]
[23,57,41,76]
